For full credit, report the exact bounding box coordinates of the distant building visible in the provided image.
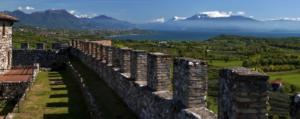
[0,13,17,74]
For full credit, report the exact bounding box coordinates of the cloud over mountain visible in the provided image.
[200,11,233,18]
[67,10,97,18]
[18,6,35,11]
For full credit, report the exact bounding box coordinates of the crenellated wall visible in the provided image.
[70,40,217,119]
[69,40,270,119]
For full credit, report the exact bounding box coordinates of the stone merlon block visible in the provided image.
[112,47,121,68]
[218,67,269,119]
[173,57,208,108]
[130,50,148,81]
[219,67,269,81]
[147,52,172,91]
[120,48,132,74]
[96,44,102,60]
[105,46,113,65]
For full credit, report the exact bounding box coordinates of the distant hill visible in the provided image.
[4,9,135,30]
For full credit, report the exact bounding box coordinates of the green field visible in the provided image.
[13,70,90,119]
[269,70,300,87]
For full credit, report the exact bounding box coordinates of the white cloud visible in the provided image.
[68,10,76,15]
[173,16,187,21]
[18,6,35,11]
[201,11,233,18]
[68,10,97,18]
[237,11,245,15]
[151,17,165,23]
[199,11,247,18]
[25,6,35,10]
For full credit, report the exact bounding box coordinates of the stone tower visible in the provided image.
[0,13,17,74]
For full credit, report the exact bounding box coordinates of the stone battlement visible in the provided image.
[69,40,270,119]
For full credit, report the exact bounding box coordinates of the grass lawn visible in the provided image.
[70,57,137,119]
[13,70,90,119]
[268,70,300,87]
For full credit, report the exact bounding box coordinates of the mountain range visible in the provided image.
[4,9,134,30]
[3,9,300,32]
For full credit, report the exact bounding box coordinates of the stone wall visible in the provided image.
[12,49,67,67]
[66,62,102,119]
[0,21,13,74]
[70,40,217,119]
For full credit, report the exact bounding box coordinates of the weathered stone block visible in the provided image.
[120,48,132,74]
[218,67,269,119]
[131,50,148,81]
[147,52,172,91]
[173,58,208,108]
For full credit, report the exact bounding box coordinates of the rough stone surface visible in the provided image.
[130,50,148,81]
[173,58,208,108]
[218,67,269,119]
[0,21,13,74]
[147,52,172,91]
[112,47,121,68]
[105,46,113,65]
[120,48,131,74]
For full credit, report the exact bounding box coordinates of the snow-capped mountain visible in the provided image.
[3,9,135,30]
[140,11,300,32]
[185,13,257,22]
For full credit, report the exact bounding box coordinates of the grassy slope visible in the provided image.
[14,70,89,119]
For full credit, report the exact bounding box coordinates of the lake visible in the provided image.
[108,31,300,41]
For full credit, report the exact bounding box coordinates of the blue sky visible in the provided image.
[1,0,300,23]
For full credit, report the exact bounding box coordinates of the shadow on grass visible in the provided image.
[43,69,90,119]
[50,87,67,91]
[44,114,69,119]
[46,102,68,107]
[49,94,68,98]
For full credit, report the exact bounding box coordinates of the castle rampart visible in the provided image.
[69,40,270,119]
